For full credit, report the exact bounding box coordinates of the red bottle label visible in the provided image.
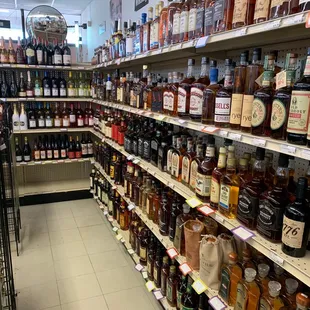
[112,124,116,140]
[115,125,120,141]
[68,151,75,159]
[75,151,82,159]
[61,150,67,158]
[118,132,124,145]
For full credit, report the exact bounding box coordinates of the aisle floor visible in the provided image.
[12,199,162,310]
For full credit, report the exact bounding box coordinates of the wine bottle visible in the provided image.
[37,103,46,128]
[23,136,31,162]
[59,72,67,97]
[15,137,22,162]
[18,72,26,97]
[0,36,8,64]
[26,37,36,65]
[8,37,16,64]
[62,40,71,66]
[36,37,44,65]
[75,136,82,158]
[77,103,84,127]
[12,104,20,131]
[46,138,53,160]
[87,133,93,157]
[16,36,25,64]
[53,136,60,159]
[19,103,28,130]
[60,137,67,159]
[10,72,18,97]
[1,71,10,98]
[45,103,54,128]
[51,72,59,97]
[34,71,42,97]
[68,136,75,159]
[81,133,88,158]
[33,139,40,161]
[69,103,76,127]
[26,71,34,97]
[53,40,63,65]
[67,71,75,97]
[46,40,53,65]
[28,102,36,129]
[43,71,51,97]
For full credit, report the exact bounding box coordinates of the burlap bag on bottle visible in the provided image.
[200,235,222,290]
[218,233,236,264]
[184,220,205,270]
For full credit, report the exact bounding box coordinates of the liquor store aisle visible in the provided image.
[12,199,161,310]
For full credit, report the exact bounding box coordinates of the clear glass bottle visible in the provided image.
[256,263,270,296]
[259,281,284,310]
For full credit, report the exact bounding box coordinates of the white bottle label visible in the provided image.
[77,118,84,127]
[78,89,84,97]
[63,118,70,127]
[29,119,36,128]
[89,117,94,126]
[68,89,75,97]
[87,144,93,155]
[63,55,71,65]
[70,115,76,123]
[180,11,189,34]
[215,97,231,123]
[34,88,41,97]
[282,216,305,249]
[190,87,203,115]
[54,118,61,127]
[54,55,62,65]
[188,8,197,32]
[219,184,230,209]
[178,87,187,113]
[163,92,170,110]
[16,156,22,162]
[44,88,51,97]
[38,119,45,127]
[52,88,59,97]
[46,119,53,127]
[126,37,133,55]
[152,22,159,47]
[24,155,30,161]
[60,88,66,97]
[36,50,43,63]
[173,12,181,35]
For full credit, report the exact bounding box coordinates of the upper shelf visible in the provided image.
[90,12,308,71]
[0,64,92,71]
[0,98,91,102]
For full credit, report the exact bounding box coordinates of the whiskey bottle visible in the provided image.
[282,278,299,308]
[296,293,310,310]
[256,264,271,296]
[180,0,191,42]
[169,192,182,241]
[259,281,284,310]
[177,275,187,309]
[159,1,169,48]
[232,0,255,29]
[159,190,170,236]
[251,54,275,136]
[282,177,310,257]
[166,265,178,307]
[166,0,181,46]
[213,0,234,33]
[271,53,297,140]
[168,72,179,116]
[161,256,170,296]
[172,1,182,44]
[119,198,130,230]
[163,72,172,114]
[181,138,195,186]
[171,136,186,181]
[189,142,204,191]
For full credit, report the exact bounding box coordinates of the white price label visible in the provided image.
[167,247,179,259]
[302,150,310,160]
[103,210,108,215]
[34,161,42,165]
[215,214,225,224]
[186,197,203,208]
[112,227,118,232]
[171,43,182,51]
[157,115,166,121]
[135,264,144,272]
[280,144,296,154]
[128,204,136,211]
[287,13,304,25]
[219,130,228,138]
[60,128,68,132]
[142,271,148,279]
[179,263,192,275]
[232,226,255,241]
[116,234,123,241]
[235,27,247,37]
[209,296,226,310]
[128,249,135,255]
[252,138,266,147]
[153,290,164,300]
[201,126,219,133]
[265,19,281,30]
[228,133,242,141]
[127,155,134,161]
[198,205,215,216]
[178,119,187,124]
[133,159,140,164]
[269,251,284,265]
[195,36,209,48]
[108,216,114,222]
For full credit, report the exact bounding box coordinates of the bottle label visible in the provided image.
[205,7,214,28]
[29,119,36,128]
[54,118,61,127]
[168,92,175,111]
[53,150,59,159]
[181,156,190,183]
[214,0,224,21]
[143,27,149,52]
[34,88,41,97]
[178,87,187,113]
[237,188,259,226]
[60,88,67,97]
[219,184,231,209]
[140,247,147,259]
[190,87,203,116]
[61,149,66,158]
[54,55,62,65]
[241,94,254,128]
[173,12,181,35]
[219,268,230,302]
[24,155,30,161]
[126,37,133,55]
[196,173,211,197]
[270,99,286,130]
[166,282,174,304]
[153,22,159,47]
[110,166,115,178]
[40,151,46,159]
[230,94,243,125]
[189,161,199,189]
[232,0,247,24]
[38,119,45,127]
[1,53,8,63]
[46,119,53,127]
[254,0,270,20]
[215,97,231,123]
[16,155,22,162]
[188,8,197,32]
[69,115,76,124]
[77,118,84,127]
[26,48,35,57]
[235,282,247,310]
[287,91,310,134]
[89,117,94,126]
[210,177,220,204]
[44,88,51,97]
[47,150,53,159]
[68,89,75,97]
[196,7,205,30]
[251,98,266,127]
[63,118,70,127]
[282,216,305,249]
[87,143,93,155]
[82,144,88,155]
[36,50,43,63]
[34,151,40,160]
[52,88,58,97]
[68,151,75,159]
[26,90,34,97]
[180,11,189,34]
[78,88,84,97]
[63,55,71,65]
[171,152,180,178]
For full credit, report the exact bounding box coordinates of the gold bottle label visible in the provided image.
[120,215,125,228]
[241,94,254,127]
[270,99,286,130]
[235,283,247,310]
[282,216,305,249]
[210,177,220,204]
[230,94,243,125]
[140,247,147,259]
[287,91,310,134]
[189,161,198,189]
[232,0,247,24]
[196,173,211,197]
[181,156,190,183]
[254,0,270,20]
[251,98,266,127]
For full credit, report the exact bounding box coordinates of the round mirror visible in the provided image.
[26,5,67,42]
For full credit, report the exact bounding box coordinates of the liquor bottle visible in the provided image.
[196,143,216,202]
[51,72,59,97]
[67,136,75,159]
[253,0,271,23]
[171,1,182,44]
[69,103,76,127]
[36,37,44,65]
[232,0,255,29]
[287,48,310,146]
[178,59,195,117]
[202,60,220,124]
[214,59,233,127]
[282,177,310,257]
[171,136,185,181]
[119,198,129,230]
[151,6,160,50]
[146,235,157,281]
[166,265,178,307]
[37,103,45,128]
[62,40,71,66]
[53,40,63,65]
[259,281,284,310]
[213,0,233,32]
[45,103,53,128]
[8,37,16,64]
[143,8,153,52]
[256,263,270,296]
[219,252,243,306]
[62,103,70,128]
[142,177,152,214]
[18,72,26,97]
[210,147,226,209]
[237,147,266,229]
[16,37,24,64]
[59,72,67,97]
[19,103,28,130]
[87,134,93,157]
[22,136,31,162]
[147,180,156,220]
[81,134,88,158]
[10,72,18,97]
[179,0,190,42]
[282,278,299,308]
[161,256,170,296]
[1,71,9,97]
[34,71,42,97]
[76,103,84,127]
[188,142,204,191]
[15,137,22,162]
[33,139,40,161]
[28,103,36,129]
[25,38,36,65]
[230,52,248,129]
[296,293,310,310]
[169,72,179,116]
[195,0,205,39]
[159,190,170,236]
[159,2,168,48]
[40,136,46,160]
[67,71,75,97]
[251,54,275,136]
[53,136,60,159]
[139,225,149,265]
[181,138,195,185]
[257,153,290,242]
[241,48,263,132]
[43,72,51,97]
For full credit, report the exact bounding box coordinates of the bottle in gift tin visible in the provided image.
[253,0,271,23]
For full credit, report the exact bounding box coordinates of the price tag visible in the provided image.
[127,155,134,161]
[192,279,208,294]
[302,150,310,160]
[209,296,227,310]
[219,130,228,138]
[269,251,284,265]
[197,205,215,216]
[280,144,296,154]
[103,210,108,215]
[128,203,136,211]
[265,19,281,30]
[1,64,11,67]
[215,214,225,224]
[186,197,203,208]
[77,66,85,70]
[146,281,156,292]
[179,263,193,275]
[99,204,104,210]
[157,115,166,121]
[133,159,140,164]
[128,249,135,255]
[178,119,187,124]
[135,263,144,272]
[235,27,247,37]
[108,216,114,222]
[276,71,287,89]
[167,247,179,259]
[201,126,219,133]
[112,227,118,232]
[232,226,255,241]
[227,132,242,141]
[153,290,164,300]
[121,238,125,243]
[195,36,209,48]
[252,138,266,147]
[19,98,26,101]
[142,271,148,279]
[34,161,42,165]
[60,128,68,132]
[286,13,304,25]
[116,234,123,241]
[112,185,117,190]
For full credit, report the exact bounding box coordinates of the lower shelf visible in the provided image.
[19,179,90,196]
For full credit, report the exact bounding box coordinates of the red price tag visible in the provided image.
[179,263,193,275]
[198,205,215,216]
[167,247,179,259]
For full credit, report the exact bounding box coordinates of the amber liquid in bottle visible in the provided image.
[179,0,191,42]
[213,0,234,33]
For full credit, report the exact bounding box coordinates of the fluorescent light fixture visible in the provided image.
[0,9,10,13]
[74,21,79,48]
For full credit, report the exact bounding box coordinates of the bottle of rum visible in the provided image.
[259,281,284,310]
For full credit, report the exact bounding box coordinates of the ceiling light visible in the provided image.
[0,9,10,13]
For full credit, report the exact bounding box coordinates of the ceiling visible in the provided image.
[0,0,93,15]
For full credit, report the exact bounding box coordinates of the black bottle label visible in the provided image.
[214,0,224,22]
[237,188,259,226]
[205,7,214,27]
[219,268,230,302]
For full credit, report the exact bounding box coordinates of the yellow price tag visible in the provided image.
[157,115,166,121]
[146,281,156,292]
[192,279,208,295]
[116,234,123,241]
[186,197,203,208]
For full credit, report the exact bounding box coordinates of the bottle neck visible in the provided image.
[187,65,193,78]
[217,153,226,168]
[200,64,207,77]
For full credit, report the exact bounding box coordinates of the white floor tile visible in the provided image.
[83,234,118,255]
[20,205,46,220]
[89,250,128,273]
[21,232,50,249]
[45,204,73,220]
[51,241,87,261]
[21,219,48,235]
[15,260,56,289]
[60,296,108,310]
[74,215,104,228]
[49,228,82,245]
[47,218,77,232]
[17,280,60,310]
[78,224,111,241]
[96,265,142,294]
[57,273,102,304]
[54,255,93,280]
[71,204,100,218]
[104,286,155,310]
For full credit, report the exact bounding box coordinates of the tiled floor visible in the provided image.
[13,199,162,310]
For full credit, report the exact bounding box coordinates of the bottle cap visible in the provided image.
[253,48,262,60]
[268,281,281,297]
[296,293,310,307]
[278,153,289,167]
[201,57,209,65]
[209,68,218,82]
[210,60,217,67]
[163,256,169,264]
[183,203,190,213]
[273,263,284,275]
[258,263,270,278]
[255,147,265,160]
[225,58,233,66]
[285,278,298,295]
[245,268,257,282]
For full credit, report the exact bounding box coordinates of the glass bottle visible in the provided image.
[181,138,195,186]
[139,225,149,265]
[147,180,156,220]
[16,36,24,64]
[251,54,275,137]
[177,275,187,310]
[159,1,169,48]
[23,137,31,162]
[180,0,191,42]
[189,143,205,191]
[210,147,226,210]
[159,190,170,236]
[147,235,157,280]
[172,1,182,44]
[167,265,178,307]
[257,153,290,242]
[282,177,310,258]
[259,281,284,310]
[171,136,186,181]
[154,246,163,288]
[232,0,255,29]
[168,72,179,116]
[253,0,271,23]
[169,193,182,241]
[213,0,234,32]
[282,278,298,308]
[143,8,153,52]
[241,48,263,133]
[230,52,248,130]
[202,60,220,125]
[188,0,198,40]
[296,293,310,310]
[124,161,134,197]
[161,256,170,296]
[195,0,206,39]
[166,0,181,46]
[256,263,270,296]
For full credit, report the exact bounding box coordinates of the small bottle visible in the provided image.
[296,293,310,310]
[282,278,299,308]
[259,281,284,310]
[256,263,270,296]
[166,265,178,307]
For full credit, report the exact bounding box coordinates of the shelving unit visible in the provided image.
[16,157,94,167]
[0,98,92,102]
[0,64,91,71]
[13,127,92,134]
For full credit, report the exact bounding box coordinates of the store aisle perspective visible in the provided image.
[12,199,162,310]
